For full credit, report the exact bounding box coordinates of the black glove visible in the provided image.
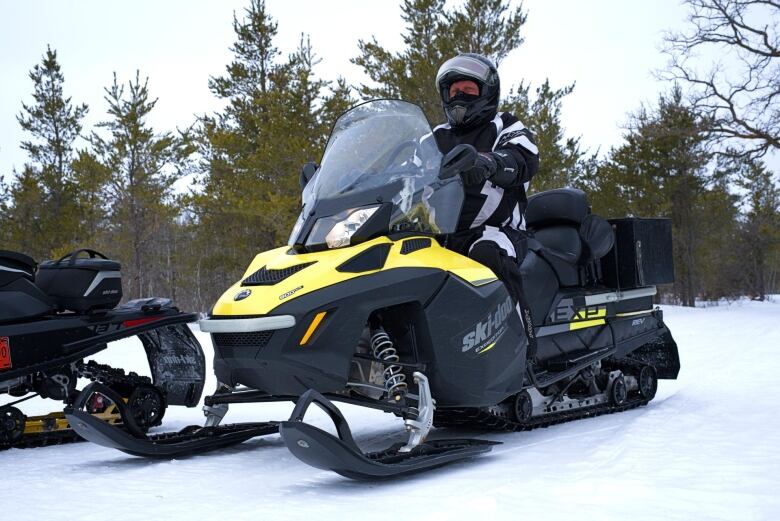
[460,153,497,186]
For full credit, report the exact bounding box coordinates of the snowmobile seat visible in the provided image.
[0,250,53,323]
[519,250,559,322]
[531,227,581,287]
[526,188,589,229]
[524,188,615,288]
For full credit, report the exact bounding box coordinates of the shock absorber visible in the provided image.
[370,328,407,398]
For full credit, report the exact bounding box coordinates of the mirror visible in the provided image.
[439,144,477,180]
[300,161,318,190]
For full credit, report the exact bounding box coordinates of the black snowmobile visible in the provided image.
[66,100,680,479]
[0,249,205,449]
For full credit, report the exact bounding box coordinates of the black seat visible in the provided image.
[0,250,53,323]
[519,189,616,324]
[525,188,614,284]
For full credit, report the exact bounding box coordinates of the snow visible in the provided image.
[3,301,780,521]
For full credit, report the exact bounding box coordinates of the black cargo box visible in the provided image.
[36,249,122,313]
[600,218,674,289]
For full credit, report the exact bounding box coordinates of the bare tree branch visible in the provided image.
[662,0,780,157]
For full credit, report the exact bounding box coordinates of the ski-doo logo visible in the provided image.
[234,289,252,301]
[461,297,513,354]
[279,286,303,300]
[0,337,11,370]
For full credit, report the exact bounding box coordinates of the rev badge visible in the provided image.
[0,337,11,370]
[234,289,252,301]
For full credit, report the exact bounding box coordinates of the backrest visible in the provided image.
[527,188,614,265]
[0,250,37,287]
[526,188,615,288]
[526,188,589,228]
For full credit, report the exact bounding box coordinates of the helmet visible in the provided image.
[435,53,500,129]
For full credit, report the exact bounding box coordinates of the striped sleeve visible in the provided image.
[494,113,539,155]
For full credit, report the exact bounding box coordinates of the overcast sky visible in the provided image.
[2,0,754,179]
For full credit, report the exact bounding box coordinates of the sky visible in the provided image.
[2,0,765,179]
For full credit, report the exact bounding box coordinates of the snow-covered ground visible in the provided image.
[2,301,779,521]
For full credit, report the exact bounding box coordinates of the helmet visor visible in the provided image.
[436,55,493,88]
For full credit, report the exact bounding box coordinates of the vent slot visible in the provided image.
[212,331,274,349]
[243,262,316,286]
[400,238,432,255]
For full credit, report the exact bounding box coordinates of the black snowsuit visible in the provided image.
[433,111,539,336]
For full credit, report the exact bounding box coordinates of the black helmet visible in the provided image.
[436,53,500,129]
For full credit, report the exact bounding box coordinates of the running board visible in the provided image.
[279,389,498,480]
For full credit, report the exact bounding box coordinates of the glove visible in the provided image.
[460,153,497,186]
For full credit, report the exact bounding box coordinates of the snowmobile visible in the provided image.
[65,100,680,479]
[0,249,205,449]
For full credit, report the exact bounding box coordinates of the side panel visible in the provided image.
[212,268,448,396]
[424,278,527,407]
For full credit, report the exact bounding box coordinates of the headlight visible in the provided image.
[306,206,379,249]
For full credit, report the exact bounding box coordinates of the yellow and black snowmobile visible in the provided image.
[67,100,679,479]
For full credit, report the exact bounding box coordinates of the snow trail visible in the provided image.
[2,301,779,520]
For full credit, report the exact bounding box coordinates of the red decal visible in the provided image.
[0,337,11,370]
[122,317,162,328]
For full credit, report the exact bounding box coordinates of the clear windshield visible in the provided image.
[292,100,463,246]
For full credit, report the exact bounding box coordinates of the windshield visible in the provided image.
[291,100,463,248]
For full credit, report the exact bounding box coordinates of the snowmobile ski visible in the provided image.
[279,389,498,480]
[64,382,278,458]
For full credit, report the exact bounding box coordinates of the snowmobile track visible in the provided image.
[434,395,651,432]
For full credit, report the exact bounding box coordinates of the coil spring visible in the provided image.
[370,328,407,397]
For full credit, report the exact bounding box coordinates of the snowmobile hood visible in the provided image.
[209,236,496,317]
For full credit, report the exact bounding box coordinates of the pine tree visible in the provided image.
[2,47,92,259]
[503,80,586,192]
[352,0,527,125]
[90,72,192,299]
[588,88,720,306]
[190,0,352,307]
[735,160,780,300]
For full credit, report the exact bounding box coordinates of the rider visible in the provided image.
[433,53,539,344]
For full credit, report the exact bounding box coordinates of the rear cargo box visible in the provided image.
[600,218,674,289]
[36,249,122,313]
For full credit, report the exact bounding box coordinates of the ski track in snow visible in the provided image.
[3,302,779,520]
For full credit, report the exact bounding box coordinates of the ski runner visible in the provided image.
[431,53,540,358]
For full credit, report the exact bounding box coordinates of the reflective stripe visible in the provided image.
[494,120,539,155]
[83,271,121,296]
[511,204,522,228]
[510,135,539,155]
[469,226,517,259]
[471,183,504,228]
[493,120,524,149]
[491,113,504,138]
[200,315,296,333]
[583,287,657,305]
[0,265,30,275]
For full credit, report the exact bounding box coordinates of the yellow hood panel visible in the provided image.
[212,236,497,316]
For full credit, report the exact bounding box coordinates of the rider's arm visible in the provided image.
[488,113,539,189]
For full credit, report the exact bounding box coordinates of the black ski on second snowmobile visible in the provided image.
[66,100,680,479]
[0,249,205,449]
